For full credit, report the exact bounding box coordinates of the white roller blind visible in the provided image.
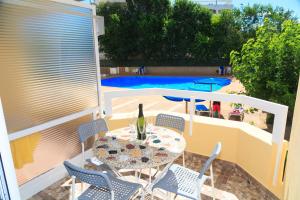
[0,0,99,133]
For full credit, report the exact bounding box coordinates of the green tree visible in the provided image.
[97,1,297,66]
[230,19,300,113]
[234,4,295,41]
[126,0,171,61]
[210,10,242,62]
[97,1,170,64]
[165,0,212,61]
[97,3,138,63]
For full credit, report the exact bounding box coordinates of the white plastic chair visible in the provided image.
[151,142,222,200]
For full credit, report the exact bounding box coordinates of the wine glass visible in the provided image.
[147,116,154,134]
[129,112,137,141]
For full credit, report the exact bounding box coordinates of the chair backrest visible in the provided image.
[198,142,221,179]
[155,113,185,133]
[64,161,112,190]
[78,118,109,143]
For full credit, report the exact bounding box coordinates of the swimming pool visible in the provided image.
[101,76,231,92]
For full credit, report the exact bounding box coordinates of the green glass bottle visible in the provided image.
[137,104,146,140]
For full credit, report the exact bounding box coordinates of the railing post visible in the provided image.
[272,108,288,185]
[189,97,195,136]
[104,94,113,117]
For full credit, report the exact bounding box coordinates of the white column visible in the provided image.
[92,6,102,116]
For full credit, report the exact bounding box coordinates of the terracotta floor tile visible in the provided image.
[30,152,278,200]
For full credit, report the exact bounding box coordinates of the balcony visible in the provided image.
[18,87,287,200]
[0,1,297,200]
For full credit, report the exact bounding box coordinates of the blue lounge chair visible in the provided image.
[195,104,210,116]
[195,104,209,112]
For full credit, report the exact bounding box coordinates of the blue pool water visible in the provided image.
[101,76,231,92]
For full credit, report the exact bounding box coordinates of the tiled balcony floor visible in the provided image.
[30,152,278,200]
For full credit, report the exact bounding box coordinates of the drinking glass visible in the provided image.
[147,116,154,134]
[129,113,137,141]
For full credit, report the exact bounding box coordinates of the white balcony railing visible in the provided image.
[103,88,288,185]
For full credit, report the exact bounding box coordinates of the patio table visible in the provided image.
[93,126,186,170]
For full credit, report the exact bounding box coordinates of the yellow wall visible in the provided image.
[107,112,288,199]
[284,77,300,200]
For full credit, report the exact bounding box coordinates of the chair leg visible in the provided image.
[71,176,76,200]
[80,182,84,192]
[139,169,142,181]
[151,188,154,200]
[111,191,115,200]
[182,152,185,167]
[149,168,152,183]
[81,143,85,168]
[154,166,160,177]
[141,188,145,200]
[167,192,172,200]
[210,165,216,200]
[135,170,138,182]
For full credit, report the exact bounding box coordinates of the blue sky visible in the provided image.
[233,0,300,18]
[167,0,300,18]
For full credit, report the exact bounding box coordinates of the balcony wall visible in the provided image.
[106,111,288,199]
[284,77,300,200]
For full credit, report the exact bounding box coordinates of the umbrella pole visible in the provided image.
[209,83,212,117]
[185,101,188,114]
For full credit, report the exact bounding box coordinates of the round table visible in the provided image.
[93,126,186,170]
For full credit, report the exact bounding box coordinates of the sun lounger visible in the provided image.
[195,104,210,116]
[229,107,244,121]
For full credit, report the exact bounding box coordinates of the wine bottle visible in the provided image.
[137,104,146,140]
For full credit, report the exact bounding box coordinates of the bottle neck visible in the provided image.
[138,105,143,117]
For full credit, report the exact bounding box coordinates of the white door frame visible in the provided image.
[0,99,21,200]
